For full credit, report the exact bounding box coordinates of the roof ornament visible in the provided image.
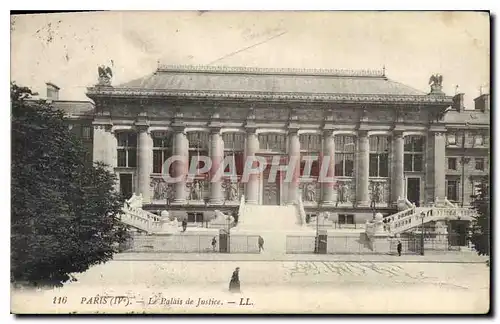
[428,73,444,95]
[97,64,113,87]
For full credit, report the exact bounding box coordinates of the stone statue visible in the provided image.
[97,65,113,86]
[153,180,171,201]
[228,182,238,201]
[429,73,443,93]
[305,184,316,202]
[190,181,201,201]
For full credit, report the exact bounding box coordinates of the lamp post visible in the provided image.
[420,211,425,256]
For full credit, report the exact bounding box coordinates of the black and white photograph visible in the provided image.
[9,10,490,314]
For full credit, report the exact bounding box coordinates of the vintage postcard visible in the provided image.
[10,10,490,314]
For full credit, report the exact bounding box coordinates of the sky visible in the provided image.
[10,11,490,109]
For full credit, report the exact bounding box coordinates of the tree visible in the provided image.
[11,83,129,286]
[469,175,490,257]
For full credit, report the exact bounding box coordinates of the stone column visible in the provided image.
[172,128,189,204]
[433,132,446,202]
[287,130,301,204]
[209,129,224,204]
[245,130,259,204]
[136,126,153,203]
[392,132,405,206]
[356,131,370,206]
[92,125,109,165]
[322,131,336,205]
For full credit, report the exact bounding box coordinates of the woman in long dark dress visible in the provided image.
[229,267,240,293]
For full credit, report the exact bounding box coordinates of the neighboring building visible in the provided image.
[44,82,95,165]
[77,65,489,225]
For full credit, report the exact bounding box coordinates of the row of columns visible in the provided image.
[94,124,446,207]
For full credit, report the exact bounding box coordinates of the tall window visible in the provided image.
[82,126,92,140]
[447,180,459,201]
[259,133,286,152]
[187,132,209,175]
[152,132,173,174]
[300,134,321,177]
[222,132,245,175]
[369,136,389,177]
[475,158,485,171]
[117,132,137,167]
[335,135,355,177]
[404,136,424,172]
[448,157,457,171]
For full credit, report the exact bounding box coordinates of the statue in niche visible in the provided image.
[190,181,201,201]
[337,182,350,203]
[228,182,238,201]
[305,184,316,202]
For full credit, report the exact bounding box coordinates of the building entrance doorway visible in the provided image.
[119,173,133,200]
[406,177,421,207]
[262,169,281,205]
[258,154,287,205]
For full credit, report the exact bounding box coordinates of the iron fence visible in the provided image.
[123,233,261,253]
[389,233,468,255]
[286,234,374,254]
[227,235,261,254]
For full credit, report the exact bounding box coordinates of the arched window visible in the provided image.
[334,135,355,177]
[300,134,321,177]
[222,132,245,176]
[369,136,389,177]
[259,133,286,152]
[117,132,137,168]
[404,135,424,172]
[187,132,209,176]
[152,131,173,174]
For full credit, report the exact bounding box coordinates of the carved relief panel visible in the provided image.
[150,176,174,203]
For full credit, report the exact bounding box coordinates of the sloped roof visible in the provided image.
[52,100,95,117]
[443,110,490,126]
[116,65,427,96]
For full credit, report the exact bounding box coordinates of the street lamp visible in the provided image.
[420,211,425,256]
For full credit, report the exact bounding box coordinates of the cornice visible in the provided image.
[86,87,453,105]
[156,64,385,77]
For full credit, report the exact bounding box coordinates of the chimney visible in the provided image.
[474,94,490,112]
[452,93,465,112]
[46,82,60,100]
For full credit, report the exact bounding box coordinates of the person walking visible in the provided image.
[397,240,402,256]
[229,267,241,293]
[211,236,217,252]
[182,219,187,232]
[258,236,264,253]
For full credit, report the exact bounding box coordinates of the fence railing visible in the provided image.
[123,233,261,253]
[286,235,374,254]
[389,233,468,255]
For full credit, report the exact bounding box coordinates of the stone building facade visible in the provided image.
[53,66,489,225]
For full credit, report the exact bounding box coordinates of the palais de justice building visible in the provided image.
[56,65,489,225]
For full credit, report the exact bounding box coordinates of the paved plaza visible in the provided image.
[12,257,490,314]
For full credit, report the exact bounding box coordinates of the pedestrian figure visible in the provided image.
[182,219,187,232]
[229,267,240,293]
[258,236,264,253]
[397,240,402,256]
[212,236,217,252]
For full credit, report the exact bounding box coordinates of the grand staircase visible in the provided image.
[119,194,162,233]
[367,198,477,237]
[233,202,312,254]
